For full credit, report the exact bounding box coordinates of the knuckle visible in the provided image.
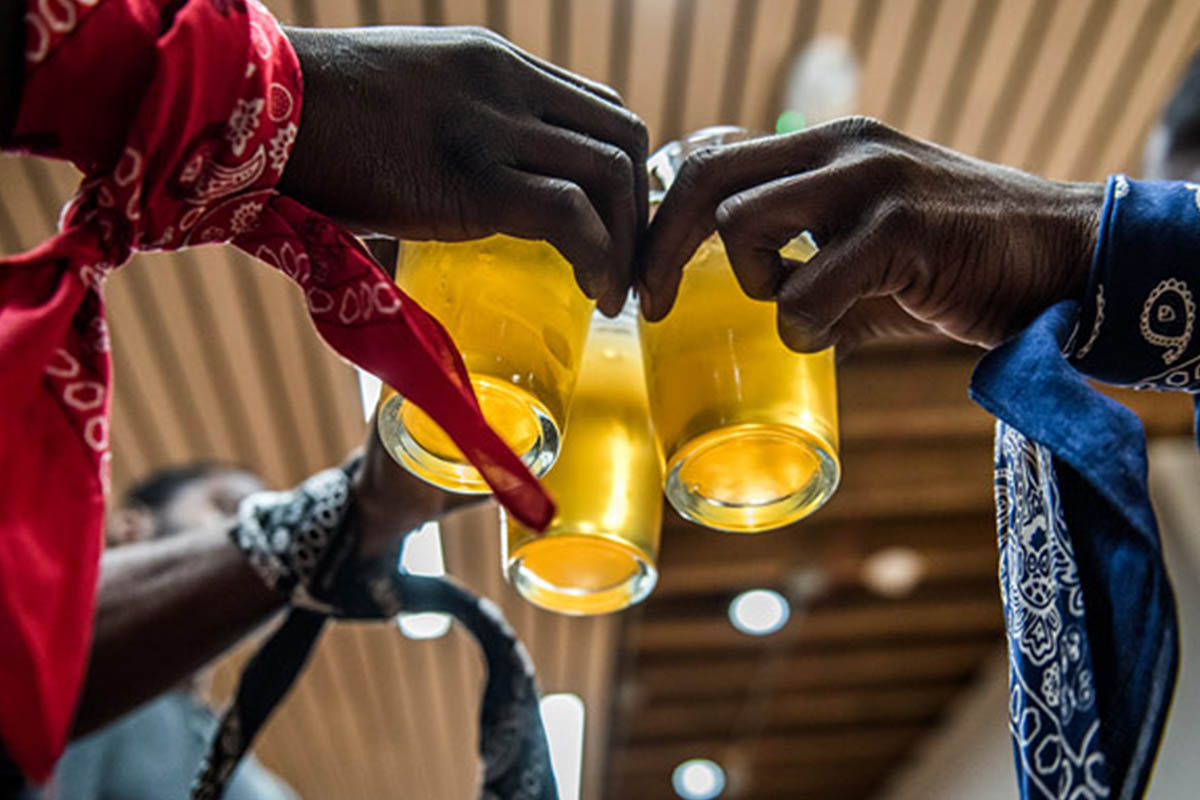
[836,143,915,193]
[601,146,634,185]
[874,194,918,237]
[591,81,626,107]
[446,118,509,178]
[553,183,591,220]
[627,114,650,153]
[714,193,752,236]
[460,25,502,44]
[868,145,922,185]
[777,307,830,353]
[458,30,518,75]
[676,146,723,191]
[839,115,894,142]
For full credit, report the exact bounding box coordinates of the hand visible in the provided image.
[351,416,485,559]
[639,117,1104,351]
[279,26,648,316]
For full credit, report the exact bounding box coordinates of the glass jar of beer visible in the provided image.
[639,127,840,532]
[376,235,594,493]
[502,299,662,615]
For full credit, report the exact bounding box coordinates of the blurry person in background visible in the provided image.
[640,45,1200,800]
[40,464,297,800]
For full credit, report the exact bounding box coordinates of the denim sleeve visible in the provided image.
[1067,176,1200,391]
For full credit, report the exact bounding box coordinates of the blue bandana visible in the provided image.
[969,176,1200,799]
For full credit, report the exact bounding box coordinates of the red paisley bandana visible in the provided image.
[0,0,552,781]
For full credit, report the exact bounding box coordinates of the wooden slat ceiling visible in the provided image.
[3,1,1199,799]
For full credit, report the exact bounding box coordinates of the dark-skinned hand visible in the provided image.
[352,415,487,559]
[639,117,1104,352]
[280,25,648,316]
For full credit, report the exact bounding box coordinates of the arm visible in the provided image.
[73,523,282,737]
[73,425,470,738]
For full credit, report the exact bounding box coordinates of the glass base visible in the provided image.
[506,534,658,615]
[665,423,839,533]
[377,377,560,494]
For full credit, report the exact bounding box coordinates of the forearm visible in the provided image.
[0,0,23,143]
[72,523,283,737]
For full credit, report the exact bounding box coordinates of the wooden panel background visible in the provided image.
[3,1,1198,798]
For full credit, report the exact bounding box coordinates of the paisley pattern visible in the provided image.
[994,425,1109,800]
[0,0,304,779]
[2,0,549,779]
[977,177,1192,800]
[1138,278,1194,365]
[1071,177,1200,391]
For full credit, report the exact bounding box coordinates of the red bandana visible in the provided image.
[0,0,552,781]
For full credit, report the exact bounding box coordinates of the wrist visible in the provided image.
[277,26,333,209]
[230,464,359,608]
[352,462,448,560]
[1052,180,1105,306]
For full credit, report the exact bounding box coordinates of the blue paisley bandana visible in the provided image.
[969,176,1200,800]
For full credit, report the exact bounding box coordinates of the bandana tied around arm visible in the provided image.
[0,0,553,781]
[201,462,558,800]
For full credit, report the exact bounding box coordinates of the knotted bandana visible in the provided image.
[1,0,552,781]
[969,178,1191,799]
[207,461,557,800]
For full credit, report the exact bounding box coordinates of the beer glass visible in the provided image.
[502,300,662,615]
[639,128,840,532]
[377,235,594,492]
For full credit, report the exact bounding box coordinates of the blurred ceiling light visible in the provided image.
[397,521,452,639]
[397,613,453,639]
[357,368,382,423]
[400,520,446,577]
[728,588,790,636]
[786,564,828,602]
[672,758,726,800]
[860,547,926,598]
[541,693,585,800]
[777,36,859,133]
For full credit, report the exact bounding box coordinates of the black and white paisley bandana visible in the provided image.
[195,460,557,800]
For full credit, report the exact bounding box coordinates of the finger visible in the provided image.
[530,72,649,241]
[826,297,944,361]
[713,159,883,307]
[519,50,625,108]
[639,117,891,320]
[774,224,903,353]
[515,124,637,315]
[713,171,854,302]
[470,26,628,107]
[488,166,615,306]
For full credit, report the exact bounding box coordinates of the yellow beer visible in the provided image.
[639,234,839,532]
[503,303,662,615]
[376,235,594,492]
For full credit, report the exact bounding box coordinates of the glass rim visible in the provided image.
[648,125,763,200]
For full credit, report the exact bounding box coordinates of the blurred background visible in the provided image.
[4,0,1200,798]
